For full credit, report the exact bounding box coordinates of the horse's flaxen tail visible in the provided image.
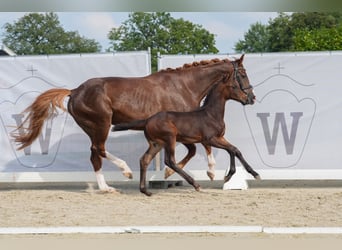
[12,88,71,150]
[112,119,147,132]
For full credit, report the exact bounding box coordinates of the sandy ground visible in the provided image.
[1,180,342,243]
[1,180,342,228]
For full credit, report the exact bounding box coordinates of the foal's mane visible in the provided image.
[159,58,231,73]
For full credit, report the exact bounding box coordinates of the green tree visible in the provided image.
[235,12,342,53]
[2,12,101,55]
[234,22,270,53]
[293,25,342,51]
[267,13,293,52]
[107,12,218,71]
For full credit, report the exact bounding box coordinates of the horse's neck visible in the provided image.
[183,66,227,101]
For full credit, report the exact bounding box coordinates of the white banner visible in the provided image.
[158,52,342,179]
[2,51,342,182]
[0,52,151,179]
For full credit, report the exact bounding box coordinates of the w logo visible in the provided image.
[245,90,316,168]
[257,112,303,155]
[11,113,56,156]
[0,92,67,168]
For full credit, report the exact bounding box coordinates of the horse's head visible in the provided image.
[224,55,255,105]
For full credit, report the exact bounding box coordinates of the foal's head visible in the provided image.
[223,55,255,105]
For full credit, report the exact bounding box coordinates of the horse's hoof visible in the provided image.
[194,184,201,192]
[164,167,174,179]
[206,170,215,181]
[100,186,120,194]
[254,174,261,180]
[123,172,133,179]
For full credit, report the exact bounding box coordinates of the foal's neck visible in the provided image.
[201,85,228,121]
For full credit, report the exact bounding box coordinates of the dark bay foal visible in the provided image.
[114,59,260,196]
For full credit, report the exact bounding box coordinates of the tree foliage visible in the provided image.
[293,25,342,51]
[235,22,270,53]
[2,13,101,55]
[108,12,218,71]
[235,12,342,53]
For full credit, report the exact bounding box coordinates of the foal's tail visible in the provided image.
[12,88,71,150]
[112,119,147,131]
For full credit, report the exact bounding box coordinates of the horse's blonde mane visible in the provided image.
[160,58,231,72]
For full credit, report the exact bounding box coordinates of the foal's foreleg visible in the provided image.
[203,144,216,181]
[164,143,196,179]
[209,137,260,183]
[234,148,260,180]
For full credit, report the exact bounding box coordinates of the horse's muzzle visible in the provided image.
[245,92,256,105]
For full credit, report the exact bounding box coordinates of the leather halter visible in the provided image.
[232,61,253,93]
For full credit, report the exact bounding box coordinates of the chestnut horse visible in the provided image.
[113,58,260,196]
[12,55,245,192]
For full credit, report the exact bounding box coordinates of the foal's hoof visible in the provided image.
[164,167,174,179]
[123,172,133,179]
[140,189,152,197]
[206,170,215,181]
[223,176,231,183]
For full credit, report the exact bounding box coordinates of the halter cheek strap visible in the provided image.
[232,61,253,93]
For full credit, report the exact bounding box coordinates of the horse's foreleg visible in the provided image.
[164,143,196,179]
[105,151,133,179]
[203,144,216,181]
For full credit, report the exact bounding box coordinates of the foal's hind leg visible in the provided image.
[164,143,196,179]
[140,142,163,196]
[164,140,200,192]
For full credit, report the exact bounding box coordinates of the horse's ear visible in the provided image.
[238,54,245,64]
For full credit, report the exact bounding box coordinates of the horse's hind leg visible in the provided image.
[105,151,133,179]
[164,143,196,179]
[90,141,117,192]
[90,135,133,192]
[70,114,131,192]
